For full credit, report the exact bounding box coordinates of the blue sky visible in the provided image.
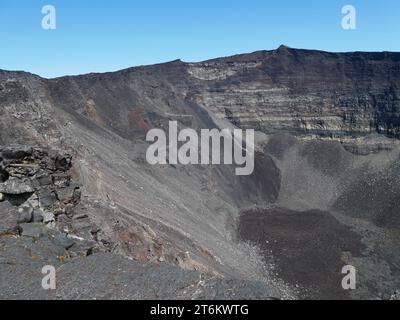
[0,0,399,78]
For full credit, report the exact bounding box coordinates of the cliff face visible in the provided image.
[1,46,400,299]
[38,46,400,154]
[186,46,400,152]
[3,47,400,148]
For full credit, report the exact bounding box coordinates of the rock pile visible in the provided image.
[0,145,96,257]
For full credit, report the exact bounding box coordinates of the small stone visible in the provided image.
[39,193,58,208]
[19,223,47,238]
[32,209,44,223]
[17,206,33,223]
[42,211,55,224]
[56,186,75,203]
[0,178,34,195]
[37,175,52,186]
[51,233,75,250]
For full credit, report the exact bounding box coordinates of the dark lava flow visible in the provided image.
[238,207,365,299]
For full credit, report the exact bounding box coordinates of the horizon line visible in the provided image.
[1,45,399,80]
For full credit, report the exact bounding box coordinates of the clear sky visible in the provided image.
[0,0,399,78]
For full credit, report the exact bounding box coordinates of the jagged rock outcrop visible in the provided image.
[0,145,98,255]
[187,46,400,153]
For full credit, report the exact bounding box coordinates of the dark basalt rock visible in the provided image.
[50,232,75,250]
[0,178,34,195]
[1,145,32,159]
[0,167,9,182]
[19,223,48,238]
[55,155,71,171]
[37,175,52,186]
[17,206,33,224]
[32,208,44,223]
[39,192,58,208]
